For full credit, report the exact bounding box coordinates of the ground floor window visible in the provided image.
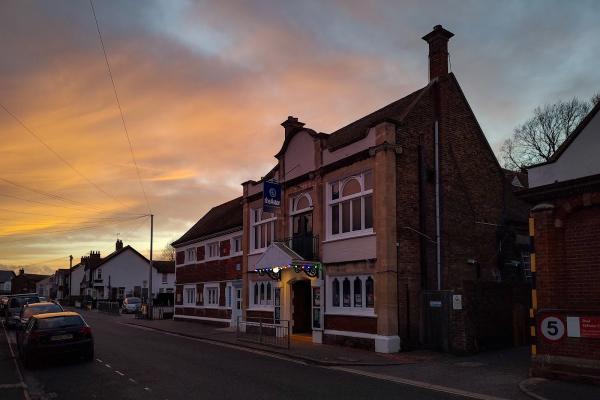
[184,286,196,306]
[250,279,274,307]
[327,275,374,314]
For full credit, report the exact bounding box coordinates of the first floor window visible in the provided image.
[207,243,219,259]
[233,236,242,254]
[162,273,168,284]
[186,248,195,263]
[328,171,374,239]
[251,209,276,252]
[329,275,374,312]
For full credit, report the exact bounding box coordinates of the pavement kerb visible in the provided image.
[518,378,550,400]
[122,321,412,367]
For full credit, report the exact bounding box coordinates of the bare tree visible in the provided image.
[160,241,175,262]
[500,94,599,170]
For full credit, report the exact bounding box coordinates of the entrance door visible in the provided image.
[232,287,242,326]
[292,280,312,333]
[292,212,314,259]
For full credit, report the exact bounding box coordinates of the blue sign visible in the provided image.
[263,180,281,212]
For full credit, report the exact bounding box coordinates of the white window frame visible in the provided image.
[248,279,275,310]
[206,242,219,260]
[326,275,375,316]
[186,248,196,263]
[184,285,196,306]
[326,171,374,241]
[96,268,102,280]
[204,284,219,307]
[250,208,276,254]
[232,236,243,255]
[162,273,168,284]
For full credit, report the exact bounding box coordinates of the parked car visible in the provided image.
[17,311,94,368]
[18,302,64,329]
[121,297,141,314]
[5,294,40,329]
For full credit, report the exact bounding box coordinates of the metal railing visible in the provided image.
[283,234,319,260]
[236,317,290,349]
[97,300,121,315]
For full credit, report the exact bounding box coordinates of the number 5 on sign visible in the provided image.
[540,316,565,341]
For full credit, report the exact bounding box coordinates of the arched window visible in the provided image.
[366,277,374,308]
[342,278,351,307]
[266,282,272,302]
[332,278,340,307]
[260,282,265,303]
[295,194,310,211]
[253,283,258,305]
[328,171,374,237]
[354,277,362,307]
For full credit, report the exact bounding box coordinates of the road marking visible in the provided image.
[129,378,137,384]
[328,366,511,400]
[115,371,125,376]
[0,383,26,389]
[105,364,112,369]
[144,387,151,391]
[96,358,103,363]
[2,321,31,400]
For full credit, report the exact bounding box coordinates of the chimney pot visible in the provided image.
[422,25,454,81]
[116,239,123,251]
[281,116,305,139]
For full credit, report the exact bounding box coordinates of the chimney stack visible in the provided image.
[281,116,305,139]
[422,25,454,81]
[19,268,24,276]
[116,239,123,251]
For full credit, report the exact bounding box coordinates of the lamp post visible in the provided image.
[69,255,73,305]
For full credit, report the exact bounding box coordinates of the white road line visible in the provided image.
[115,371,125,376]
[2,321,31,400]
[144,387,151,391]
[105,364,112,369]
[328,366,511,400]
[96,358,103,363]
[129,378,137,384]
[0,383,26,389]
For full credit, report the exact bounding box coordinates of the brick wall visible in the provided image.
[176,255,242,284]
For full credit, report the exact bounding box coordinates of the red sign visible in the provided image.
[580,317,600,339]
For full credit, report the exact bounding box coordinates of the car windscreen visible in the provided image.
[22,304,63,319]
[127,298,141,304]
[36,316,84,330]
[10,297,39,308]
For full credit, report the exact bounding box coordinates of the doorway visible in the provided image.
[231,286,242,327]
[291,280,312,334]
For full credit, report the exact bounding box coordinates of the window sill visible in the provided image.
[323,231,375,244]
[247,306,275,311]
[325,309,377,318]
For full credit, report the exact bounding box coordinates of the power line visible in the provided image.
[89,0,151,214]
[0,102,131,211]
[0,192,96,212]
[0,207,146,220]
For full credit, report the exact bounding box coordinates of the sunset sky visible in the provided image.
[1,0,599,275]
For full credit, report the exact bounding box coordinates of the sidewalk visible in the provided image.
[0,323,27,400]
[519,377,600,400]
[124,316,434,366]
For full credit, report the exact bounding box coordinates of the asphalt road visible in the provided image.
[7,311,469,400]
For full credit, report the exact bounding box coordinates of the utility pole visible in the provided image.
[69,255,73,305]
[148,214,154,319]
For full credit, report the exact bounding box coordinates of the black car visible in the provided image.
[17,311,94,368]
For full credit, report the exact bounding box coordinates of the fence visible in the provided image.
[134,305,174,320]
[236,317,290,349]
[97,301,121,315]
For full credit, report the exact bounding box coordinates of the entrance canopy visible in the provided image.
[253,242,321,280]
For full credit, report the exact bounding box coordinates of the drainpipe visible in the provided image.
[435,120,441,291]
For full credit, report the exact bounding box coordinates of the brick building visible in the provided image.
[11,269,49,294]
[172,197,244,327]
[522,101,600,383]
[237,25,529,353]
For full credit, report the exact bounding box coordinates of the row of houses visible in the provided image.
[1,239,176,303]
[170,25,533,355]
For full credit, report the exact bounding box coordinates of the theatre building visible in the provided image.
[172,197,244,327]
[240,26,528,353]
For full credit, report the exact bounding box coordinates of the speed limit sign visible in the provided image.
[540,315,565,341]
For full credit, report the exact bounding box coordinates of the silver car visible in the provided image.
[121,297,141,314]
[5,295,40,329]
[18,302,64,328]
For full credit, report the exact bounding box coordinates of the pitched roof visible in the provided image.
[153,260,175,274]
[530,100,600,168]
[16,273,50,282]
[94,245,147,269]
[172,197,243,246]
[0,270,15,282]
[325,85,430,150]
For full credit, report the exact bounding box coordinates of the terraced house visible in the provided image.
[172,198,244,327]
